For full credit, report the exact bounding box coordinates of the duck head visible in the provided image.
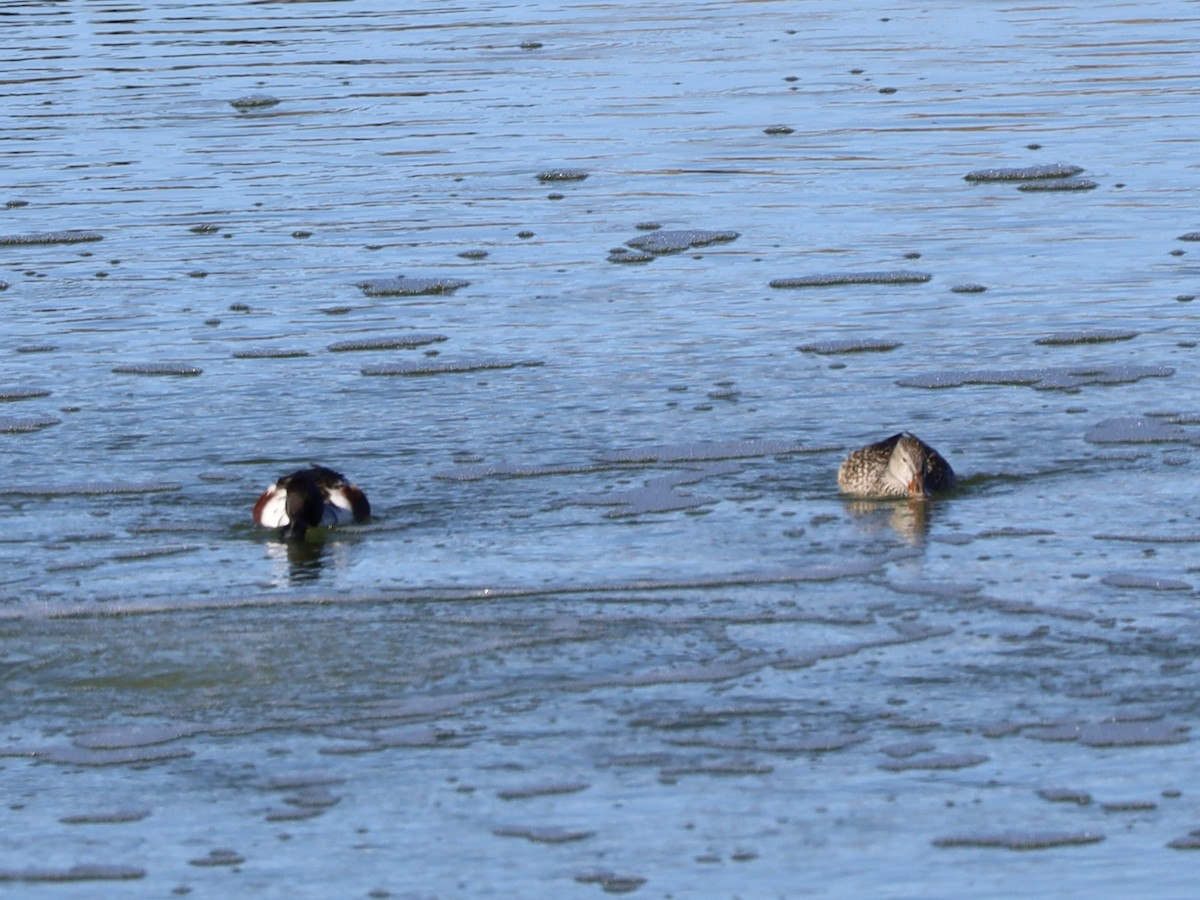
[887,433,934,499]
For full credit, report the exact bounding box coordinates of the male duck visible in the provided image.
[253,465,370,540]
[837,433,956,499]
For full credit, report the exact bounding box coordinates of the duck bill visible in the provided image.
[907,471,930,499]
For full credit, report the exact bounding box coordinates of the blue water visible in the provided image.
[3,1,1200,896]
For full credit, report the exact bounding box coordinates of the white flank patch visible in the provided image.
[256,488,289,527]
[320,488,354,526]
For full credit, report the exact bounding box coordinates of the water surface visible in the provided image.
[3,1,1200,896]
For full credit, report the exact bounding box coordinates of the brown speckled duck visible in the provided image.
[837,433,956,499]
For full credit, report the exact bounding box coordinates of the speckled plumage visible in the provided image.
[837,433,956,499]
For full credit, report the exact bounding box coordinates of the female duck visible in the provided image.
[253,465,370,540]
[837,433,955,499]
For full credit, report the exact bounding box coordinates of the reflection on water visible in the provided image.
[3,0,1200,896]
[842,496,936,544]
[267,535,327,584]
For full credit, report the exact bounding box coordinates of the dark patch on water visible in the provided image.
[536,169,588,182]
[36,744,195,766]
[1017,178,1098,192]
[933,831,1103,850]
[964,163,1084,182]
[1177,232,1200,242]
[492,825,595,844]
[361,359,543,376]
[667,734,864,754]
[111,364,202,376]
[0,415,59,433]
[899,365,1173,391]
[797,339,900,354]
[1094,532,1200,543]
[265,806,324,822]
[113,545,199,562]
[0,230,103,245]
[575,871,648,894]
[1084,416,1190,443]
[358,276,470,297]
[497,781,590,801]
[1035,329,1138,345]
[950,283,987,293]
[622,229,739,255]
[328,334,448,352]
[770,270,931,288]
[878,752,988,771]
[0,864,145,882]
[60,808,151,825]
[0,388,50,400]
[230,94,280,110]
[188,848,245,867]
[1100,800,1157,813]
[975,527,1056,539]
[763,124,794,134]
[659,760,774,778]
[607,247,656,264]
[232,348,311,359]
[879,740,935,758]
[1100,572,1192,591]
[1037,788,1092,805]
[0,481,181,496]
[1026,719,1188,747]
[260,774,348,791]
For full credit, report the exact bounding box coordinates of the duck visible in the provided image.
[837,432,955,499]
[252,465,370,540]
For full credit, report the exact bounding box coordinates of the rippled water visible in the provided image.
[3,1,1200,896]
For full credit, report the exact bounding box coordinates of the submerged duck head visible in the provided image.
[277,470,327,541]
[253,465,371,541]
